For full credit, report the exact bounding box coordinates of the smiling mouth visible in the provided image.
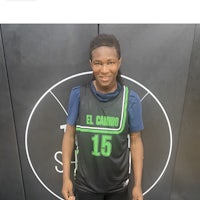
[99,76,110,81]
[100,78,110,83]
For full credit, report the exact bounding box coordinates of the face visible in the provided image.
[90,46,121,93]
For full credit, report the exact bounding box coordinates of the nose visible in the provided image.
[101,64,109,73]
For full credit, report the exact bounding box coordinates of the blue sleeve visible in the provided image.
[128,90,144,133]
[66,86,80,126]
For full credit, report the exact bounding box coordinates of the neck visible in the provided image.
[93,80,118,94]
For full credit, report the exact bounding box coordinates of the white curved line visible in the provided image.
[25,71,173,199]
[25,71,93,200]
[49,91,68,116]
[141,92,149,102]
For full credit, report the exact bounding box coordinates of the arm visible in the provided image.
[130,131,144,200]
[62,124,76,200]
[62,86,80,199]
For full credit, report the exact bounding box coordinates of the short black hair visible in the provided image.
[89,34,121,60]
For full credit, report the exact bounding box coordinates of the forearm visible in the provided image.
[62,125,75,182]
[130,132,144,187]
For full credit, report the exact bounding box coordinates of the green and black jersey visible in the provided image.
[75,83,130,193]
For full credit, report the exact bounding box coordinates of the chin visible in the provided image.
[99,82,111,88]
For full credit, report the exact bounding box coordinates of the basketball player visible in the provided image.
[62,34,144,200]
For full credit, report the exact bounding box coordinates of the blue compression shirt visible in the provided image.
[67,81,144,133]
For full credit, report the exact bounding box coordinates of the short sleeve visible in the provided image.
[128,90,144,133]
[66,86,80,125]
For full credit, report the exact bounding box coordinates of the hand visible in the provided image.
[62,179,75,200]
[132,186,143,200]
[68,196,75,200]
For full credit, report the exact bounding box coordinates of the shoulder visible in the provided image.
[68,86,81,104]
[125,86,141,104]
[70,86,81,98]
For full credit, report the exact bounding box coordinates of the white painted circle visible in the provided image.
[25,71,173,199]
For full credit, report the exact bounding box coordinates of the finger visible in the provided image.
[68,195,75,200]
[133,196,143,200]
[62,192,69,200]
[68,192,74,197]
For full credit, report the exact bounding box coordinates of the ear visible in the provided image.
[118,58,122,69]
[89,59,93,69]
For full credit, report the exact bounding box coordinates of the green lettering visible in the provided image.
[95,115,119,127]
[101,135,112,157]
[91,135,101,156]
[96,115,101,126]
[91,135,112,157]
[86,114,94,125]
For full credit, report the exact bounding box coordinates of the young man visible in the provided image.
[62,34,144,200]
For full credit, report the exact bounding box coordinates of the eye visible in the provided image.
[93,61,102,66]
[107,61,115,65]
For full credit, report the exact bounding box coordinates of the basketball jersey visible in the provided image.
[75,83,130,193]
